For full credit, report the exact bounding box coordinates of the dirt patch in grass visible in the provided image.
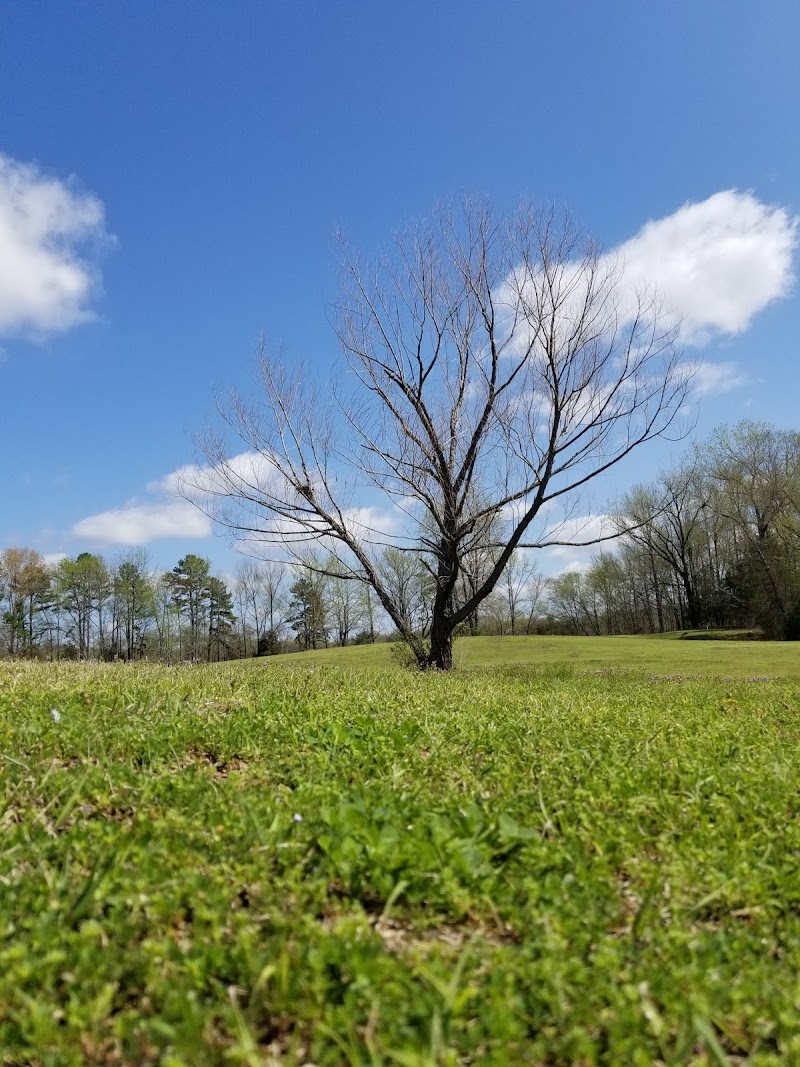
[371,914,517,955]
[181,746,249,777]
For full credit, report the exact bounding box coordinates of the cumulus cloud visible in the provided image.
[687,360,750,396]
[72,500,212,546]
[0,152,111,337]
[72,453,275,547]
[543,513,616,552]
[611,191,797,345]
[551,556,593,575]
[498,191,796,364]
[151,451,279,499]
[73,452,403,550]
[163,452,404,546]
[342,505,402,539]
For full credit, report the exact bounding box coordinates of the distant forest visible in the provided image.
[3,421,799,661]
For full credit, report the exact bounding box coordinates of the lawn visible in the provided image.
[1,647,799,1064]
[266,632,800,679]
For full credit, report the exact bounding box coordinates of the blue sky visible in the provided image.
[1,0,799,575]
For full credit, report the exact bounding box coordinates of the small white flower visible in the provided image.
[292,813,303,822]
[50,708,61,723]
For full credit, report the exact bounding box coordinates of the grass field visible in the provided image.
[2,639,800,1064]
[266,632,800,679]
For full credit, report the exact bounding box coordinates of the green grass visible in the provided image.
[1,653,800,1064]
[266,632,800,678]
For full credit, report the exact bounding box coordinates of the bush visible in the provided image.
[256,629,282,656]
[389,637,427,670]
[351,630,376,645]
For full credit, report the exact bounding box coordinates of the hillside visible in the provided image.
[261,632,800,679]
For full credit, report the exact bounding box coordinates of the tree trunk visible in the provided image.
[426,618,453,670]
[650,552,664,632]
[682,569,702,629]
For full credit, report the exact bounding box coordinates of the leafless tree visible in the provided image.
[615,465,710,629]
[524,568,548,633]
[234,559,260,656]
[502,550,541,635]
[377,547,432,636]
[192,198,688,668]
[257,561,286,637]
[483,551,541,635]
[235,559,286,654]
[326,554,365,645]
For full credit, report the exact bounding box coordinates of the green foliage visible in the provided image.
[168,555,212,662]
[606,422,800,640]
[351,629,377,646]
[287,574,327,651]
[207,576,237,661]
[115,555,156,660]
[784,602,800,642]
[166,556,239,663]
[255,628,282,657]
[56,553,111,660]
[390,636,429,671]
[1,656,800,1063]
[0,547,51,656]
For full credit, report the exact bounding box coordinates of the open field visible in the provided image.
[266,632,800,679]
[2,651,800,1064]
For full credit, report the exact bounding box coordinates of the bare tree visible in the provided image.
[524,568,547,633]
[326,554,365,645]
[616,465,710,630]
[502,550,541,635]
[257,561,286,638]
[192,199,687,669]
[377,547,432,636]
[234,559,258,656]
[704,422,800,635]
[0,547,50,656]
[483,551,541,635]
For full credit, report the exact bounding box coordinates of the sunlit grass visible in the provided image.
[264,631,800,679]
[1,656,799,1063]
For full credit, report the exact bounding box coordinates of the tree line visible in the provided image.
[0,541,547,662]
[0,550,239,662]
[548,421,800,639]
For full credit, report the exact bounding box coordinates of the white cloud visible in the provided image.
[0,153,111,337]
[544,513,615,549]
[528,514,618,577]
[43,552,67,567]
[71,455,237,546]
[687,360,749,396]
[72,500,212,546]
[151,451,279,498]
[611,191,797,345]
[342,505,403,539]
[163,453,404,545]
[72,454,270,548]
[73,452,404,551]
[498,191,797,365]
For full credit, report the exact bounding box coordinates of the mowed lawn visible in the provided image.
[1,642,800,1064]
[266,632,800,679]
